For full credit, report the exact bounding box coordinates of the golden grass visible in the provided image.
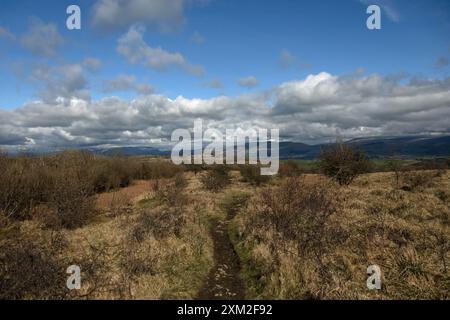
[232,170,450,299]
[1,163,448,300]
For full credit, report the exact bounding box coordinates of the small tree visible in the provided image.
[386,156,404,188]
[318,142,371,186]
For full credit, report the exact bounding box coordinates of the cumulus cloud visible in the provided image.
[1,72,449,151]
[91,0,186,32]
[102,74,137,92]
[20,19,63,57]
[82,58,102,72]
[205,79,224,89]
[136,83,155,95]
[238,76,259,88]
[117,25,205,76]
[102,74,154,94]
[27,62,90,102]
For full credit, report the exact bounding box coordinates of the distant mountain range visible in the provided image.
[91,135,450,160]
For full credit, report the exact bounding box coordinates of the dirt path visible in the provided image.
[196,212,245,300]
[95,180,153,210]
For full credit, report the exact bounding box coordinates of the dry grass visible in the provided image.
[1,149,449,300]
[232,170,450,299]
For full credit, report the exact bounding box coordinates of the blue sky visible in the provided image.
[0,0,449,149]
[0,0,449,108]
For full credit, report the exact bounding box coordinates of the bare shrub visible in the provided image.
[318,142,371,186]
[0,151,143,225]
[120,236,158,278]
[0,227,69,299]
[399,170,435,192]
[90,155,135,193]
[386,156,404,188]
[0,154,53,220]
[131,208,186,241]
[200,165,231,192]
[73,239,130,299]
[278,160,303,177]
[108,192,132,217]
[174,172,188,189]
[152,178,187,208]
[184,164,205,176]
[257,178,344,258]
[239,165,270,186]
[238,177,347,298]
[42,169,96,230]
[137,160,183,180]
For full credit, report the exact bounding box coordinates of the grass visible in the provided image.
[231,170,450,299]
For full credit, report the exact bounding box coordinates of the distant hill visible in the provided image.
[281,135,450,159]
[92,146,171,157]
[93,135,450,160]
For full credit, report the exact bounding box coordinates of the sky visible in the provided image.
[0,0,449,151]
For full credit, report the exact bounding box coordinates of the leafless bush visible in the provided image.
[131,208,186,241]
[137,160,184,180]
[386,157,404,188]
[399,170,435,192]
[107,192,132,217]
[152,178,187,208]
[73,239,130,299]
[41,168,96,230]
[257,178,345,258]
[184,164,205,176]
[242,177,347,295]
[318,142,371,186]
[0,227,69,299]
[174,172,188,189]
[0,151,184,226]
[239,165,270,186]
[200,165,231,192]
[120,236,158,278]
[278,160,303,177]
[0,154,53,220]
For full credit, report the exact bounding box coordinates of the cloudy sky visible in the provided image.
[0,0,449,151]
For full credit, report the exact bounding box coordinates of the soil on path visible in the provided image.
[196,212,245,300]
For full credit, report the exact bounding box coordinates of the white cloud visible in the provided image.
[117,25,205,76]
[82,58,102,72]
[205,79,223,89]
[21,19,63,57]
[92,0,186,32]
[26,62,90,102]
[238,76,259,88]
[102,74,154,94]
[103,74,137,92]
[1,72,450,150]
[136,83,155,95]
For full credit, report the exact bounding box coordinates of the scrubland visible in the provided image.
[0,150,449,299]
